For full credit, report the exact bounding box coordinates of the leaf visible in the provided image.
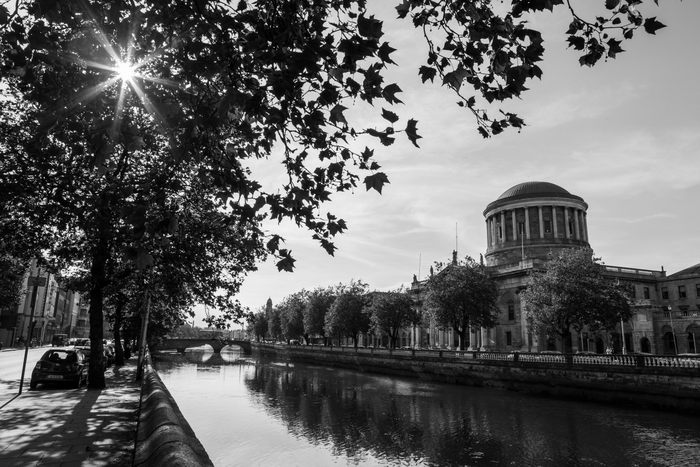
[643,17,666,35]
[381,108,399,123]
[405,119,421,148]
[357,15,383,39]
[329,104,347,125]
[443,67,472,92]
[276,250,296,272]
[395,1,410,19]
[418,66,437,83]
[605,0,620,10]
[606,38,624,59]
[364,172,390,194]
[382,83,403,104]
[377,42,396,64]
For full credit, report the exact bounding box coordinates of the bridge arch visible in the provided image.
[155,338,252,354]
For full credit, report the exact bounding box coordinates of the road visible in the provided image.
[0,347,45,407]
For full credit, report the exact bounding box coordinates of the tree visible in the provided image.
[324,280,370,348]
[278,290,307,343]
[0,252,25,312]
[246,308,269,342]
[521,247,632,352]
[303,286,336,345]
[424,254,499,350]
[267,304,282,343]
[0,0,672,383]
[367,288,421,349]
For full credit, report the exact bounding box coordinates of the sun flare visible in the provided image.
[115,61,135,81]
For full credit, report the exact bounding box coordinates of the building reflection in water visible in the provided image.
[155,350,700,467]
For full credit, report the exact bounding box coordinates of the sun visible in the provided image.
[115,60,135,82]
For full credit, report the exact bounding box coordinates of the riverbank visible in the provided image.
[253,343,700,414]
[134,354,214,467]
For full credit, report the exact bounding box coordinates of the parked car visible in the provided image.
[73,338,90,349]
[104,344,115,366]
[30,349,88,389]
[80,347,108,372]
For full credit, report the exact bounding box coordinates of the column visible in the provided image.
[582,212,588,242]
[485,218,491,247]
[512,210,517,240]
[500,211,506,243]
[564,207,570,238]
[524,207,531,239]
[574,209,581,240]
[538,206,544,238]
[447,329,454,350]
[480,327,488,351]
[490,217,496,247]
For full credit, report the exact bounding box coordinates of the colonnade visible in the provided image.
[485,204,588,247]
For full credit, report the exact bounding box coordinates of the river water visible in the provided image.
[152,347,700,467]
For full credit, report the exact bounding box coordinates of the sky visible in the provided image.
[195,1,700,326]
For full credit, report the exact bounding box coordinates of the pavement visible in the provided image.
[0,357,141,467]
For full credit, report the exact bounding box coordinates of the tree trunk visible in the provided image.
[113,303,124,366]
[88,241,108,389]
[457,328,467,350]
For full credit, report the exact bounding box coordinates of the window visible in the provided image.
[508,304,515,321]
[518,222,525,235]
[643,287,650,299]
[544,220,551,233]
[679,285,687,299]
[697,284,700,298]
[568,221,573,235]
[506,331,512,346]
[662,287,669,300]
[629,285,636,299]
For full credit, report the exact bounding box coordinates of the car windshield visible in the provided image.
[42,350,78,363]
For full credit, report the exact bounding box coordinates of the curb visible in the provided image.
[133,353,214,467]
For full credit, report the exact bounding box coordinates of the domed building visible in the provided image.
[483,181,590,267]
[404,181,700,356]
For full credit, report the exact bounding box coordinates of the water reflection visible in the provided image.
[154,351,700,467]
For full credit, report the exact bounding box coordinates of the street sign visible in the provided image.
[27,276,47,287]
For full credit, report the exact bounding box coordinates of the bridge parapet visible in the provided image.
[155,338,251,354]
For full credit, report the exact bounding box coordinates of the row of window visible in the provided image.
[661,284,700,300]
[497,220,577,239]
[630,284,700,300]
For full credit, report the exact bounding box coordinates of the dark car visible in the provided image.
[51,334,68,347]
[30,349,88,389]
[80,347,107,372]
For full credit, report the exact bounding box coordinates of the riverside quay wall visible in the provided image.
[252,343,700,414]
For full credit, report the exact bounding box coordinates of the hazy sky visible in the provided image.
[196,1,700,325]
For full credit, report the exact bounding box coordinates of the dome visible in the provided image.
[484,181,586,215]
[497,181,570,200]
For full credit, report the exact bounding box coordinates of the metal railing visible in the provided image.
[259,343,700,369]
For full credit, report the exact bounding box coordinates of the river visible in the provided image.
[152,347,700,467]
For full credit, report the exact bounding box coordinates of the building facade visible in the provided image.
[0,260,91,348]
[403,181,699,355]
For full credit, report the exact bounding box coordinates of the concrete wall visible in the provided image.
[255,344,700,414]
[134,354,214,467]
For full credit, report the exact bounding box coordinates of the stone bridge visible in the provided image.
[154,338,252,354]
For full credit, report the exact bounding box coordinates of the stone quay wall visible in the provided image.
[134,353,215,467]
[253,343,700,414]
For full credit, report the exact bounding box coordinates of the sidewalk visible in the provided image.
[0,360,141,467]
